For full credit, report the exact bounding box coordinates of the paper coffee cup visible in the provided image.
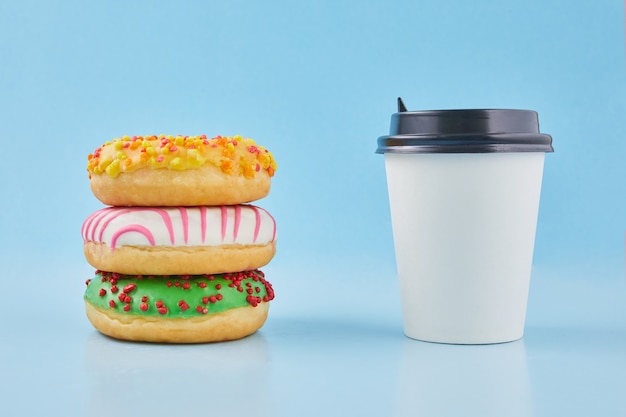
[377,98,553,344]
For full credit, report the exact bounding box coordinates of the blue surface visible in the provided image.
[0,1,624,415]
[1,260,625,416]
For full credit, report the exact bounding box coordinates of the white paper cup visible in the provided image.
[377,99,553,344]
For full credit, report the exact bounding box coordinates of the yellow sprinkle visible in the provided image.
[105,159,120,177]
[170,157,182,169]
[98,155,113,170]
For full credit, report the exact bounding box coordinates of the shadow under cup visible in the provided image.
[377,99,554,344]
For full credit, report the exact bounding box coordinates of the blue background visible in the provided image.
[0,1,624,416]
[0,0,624,273]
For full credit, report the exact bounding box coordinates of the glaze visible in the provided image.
[82,205,277,249]
[87,135,277,179]
[84,270,274,318]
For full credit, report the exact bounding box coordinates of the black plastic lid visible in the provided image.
[376,98,554,154]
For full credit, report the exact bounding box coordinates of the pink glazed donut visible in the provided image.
[82,205,277,275]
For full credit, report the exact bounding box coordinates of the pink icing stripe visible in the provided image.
[97,208,134,243]
[233,205,241,240]
[150,208,175,245]
[110,225,155,249]
[91,207,174,246]
[80,212,93,239]
[84,209,111,241]
[179,207,189,244]
[221,206,228,241]
[267,209,277,242]
[200,206,207,244]
[250,206,261,243]
[81,210,102,240]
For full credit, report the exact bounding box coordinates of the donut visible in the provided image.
[82,205,277,275]
[87,134,277,206]
[84,270,275,343]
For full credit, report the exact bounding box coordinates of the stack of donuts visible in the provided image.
[81,134,278,343]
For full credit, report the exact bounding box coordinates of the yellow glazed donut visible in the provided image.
[82,205,277,275]
[87,135,277,207]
